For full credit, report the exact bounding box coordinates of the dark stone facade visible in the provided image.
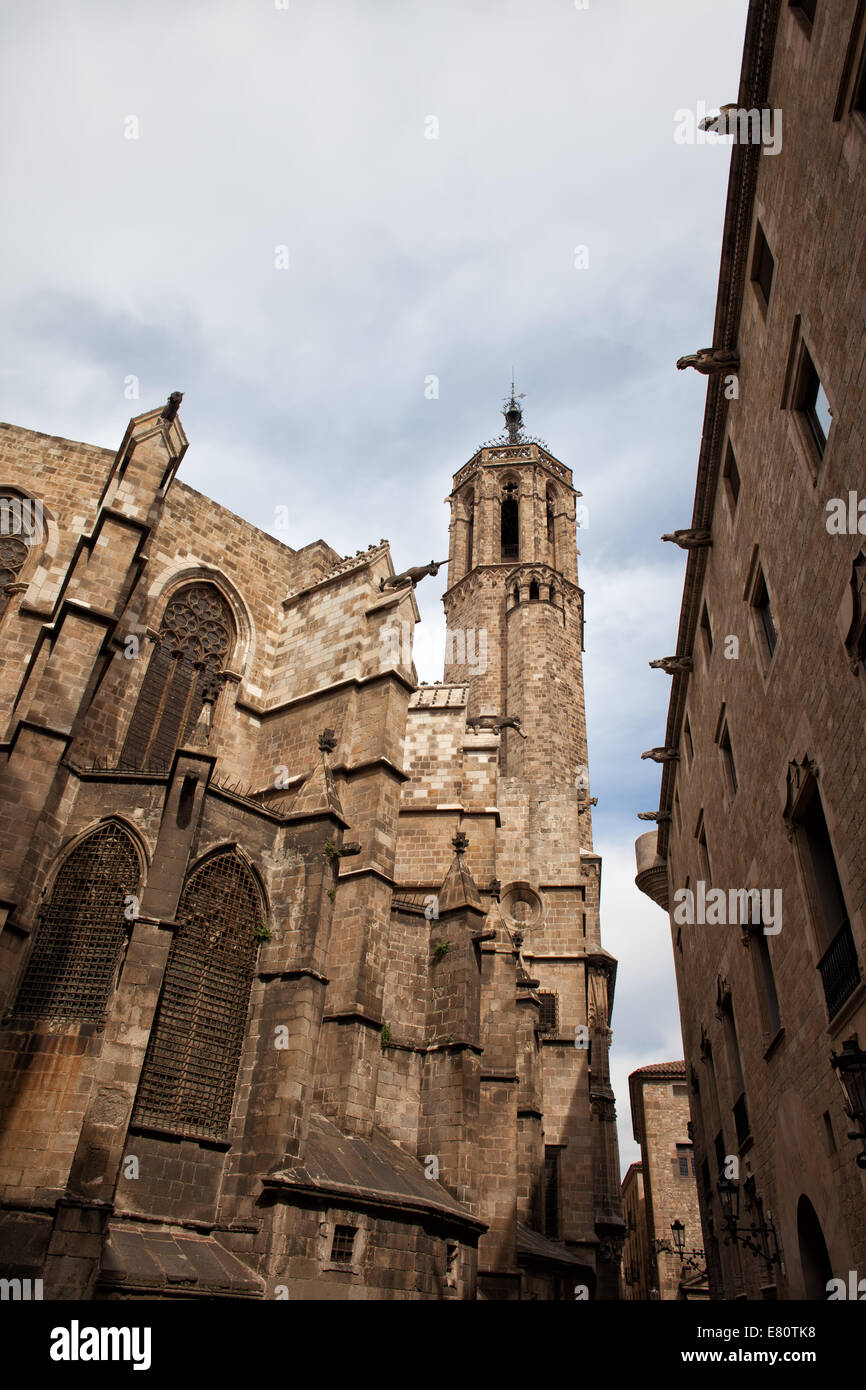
[0,394,621,1298]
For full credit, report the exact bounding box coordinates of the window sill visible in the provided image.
[127,1122,232,1152]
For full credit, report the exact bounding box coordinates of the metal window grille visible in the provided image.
[12,823,140,1022]
[676,1145,694,1178]
[330,1226,357,1264]
[537,991,557,1033]
[121,584,233,770]
[132,850,263,1139]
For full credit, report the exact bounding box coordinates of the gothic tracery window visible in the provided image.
[132,849,264,1139]
[121,583,234,770]
[0,491,41,615]
[12,822,141,1023]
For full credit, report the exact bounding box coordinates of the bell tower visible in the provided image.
[443,390,586,787]
[441,391,624,1296]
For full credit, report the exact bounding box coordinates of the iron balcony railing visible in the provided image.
[818,918,861,1019]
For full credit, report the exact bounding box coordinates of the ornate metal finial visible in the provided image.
[318,728,337,754]
[502,373,526,444]
[452,831,469,855]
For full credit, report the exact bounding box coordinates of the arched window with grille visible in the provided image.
[132,849,264,1139]
[0,490,42,617]
[121,583,234,770]
[12,822,142,1023]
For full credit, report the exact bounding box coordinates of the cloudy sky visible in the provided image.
[1,0,750,1171]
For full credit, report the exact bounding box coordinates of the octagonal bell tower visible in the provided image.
[443,392,587,791]
[440,391,624,1297]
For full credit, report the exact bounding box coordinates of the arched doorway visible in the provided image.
[796,1195,833,1299]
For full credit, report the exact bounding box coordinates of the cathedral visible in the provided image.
[0,391,623,1300]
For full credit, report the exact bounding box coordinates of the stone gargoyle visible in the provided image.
[466,714,528,739]
[648,656,693,675]
[676,347,740,375]
[641,748,680,763]
[380,560,448,592]
[661,529,712,550]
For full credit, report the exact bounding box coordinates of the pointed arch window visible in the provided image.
[546,485,556,546]
[132,849,264,1139]
[529,579,540,602]
[465,495,475,572]
[121,583,234,770]
[0,491,42,616]
[12,822,141,1022]
[501,484,519,561]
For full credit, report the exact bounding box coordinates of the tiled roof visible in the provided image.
[630,1060,686,1079]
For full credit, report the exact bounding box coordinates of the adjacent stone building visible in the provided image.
[620,1163,648,1299]
[0,388,623,1299]
[624,1063,706,1301]
[636,0,866,1299]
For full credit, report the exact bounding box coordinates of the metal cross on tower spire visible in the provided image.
[502,371,526,443]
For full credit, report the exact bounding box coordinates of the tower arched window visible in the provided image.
[501,484,519,561]
[466,497,475,571]
[529,579,540,602]
[0,491,42,616]
[121,583,234,770]
[546,486,556,545]
[132,849,264,1138]
[12,822,141,1022]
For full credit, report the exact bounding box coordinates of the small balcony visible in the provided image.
[818,919,861,1019]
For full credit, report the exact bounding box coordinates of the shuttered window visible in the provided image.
[121,584,233,770]
[132,850,264,1139]
[13,822,140,1022]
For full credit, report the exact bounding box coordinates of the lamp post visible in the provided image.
[830,1036,866,1169]
[671,1219,686,1257]
[716,1176,781,1273]
[717,1177,740,1229]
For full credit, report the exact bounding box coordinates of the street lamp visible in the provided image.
[716,1175,780,1271]
[671,1219,686,1257]
[717,1176,740,1228]
[830,1036,866,1169]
